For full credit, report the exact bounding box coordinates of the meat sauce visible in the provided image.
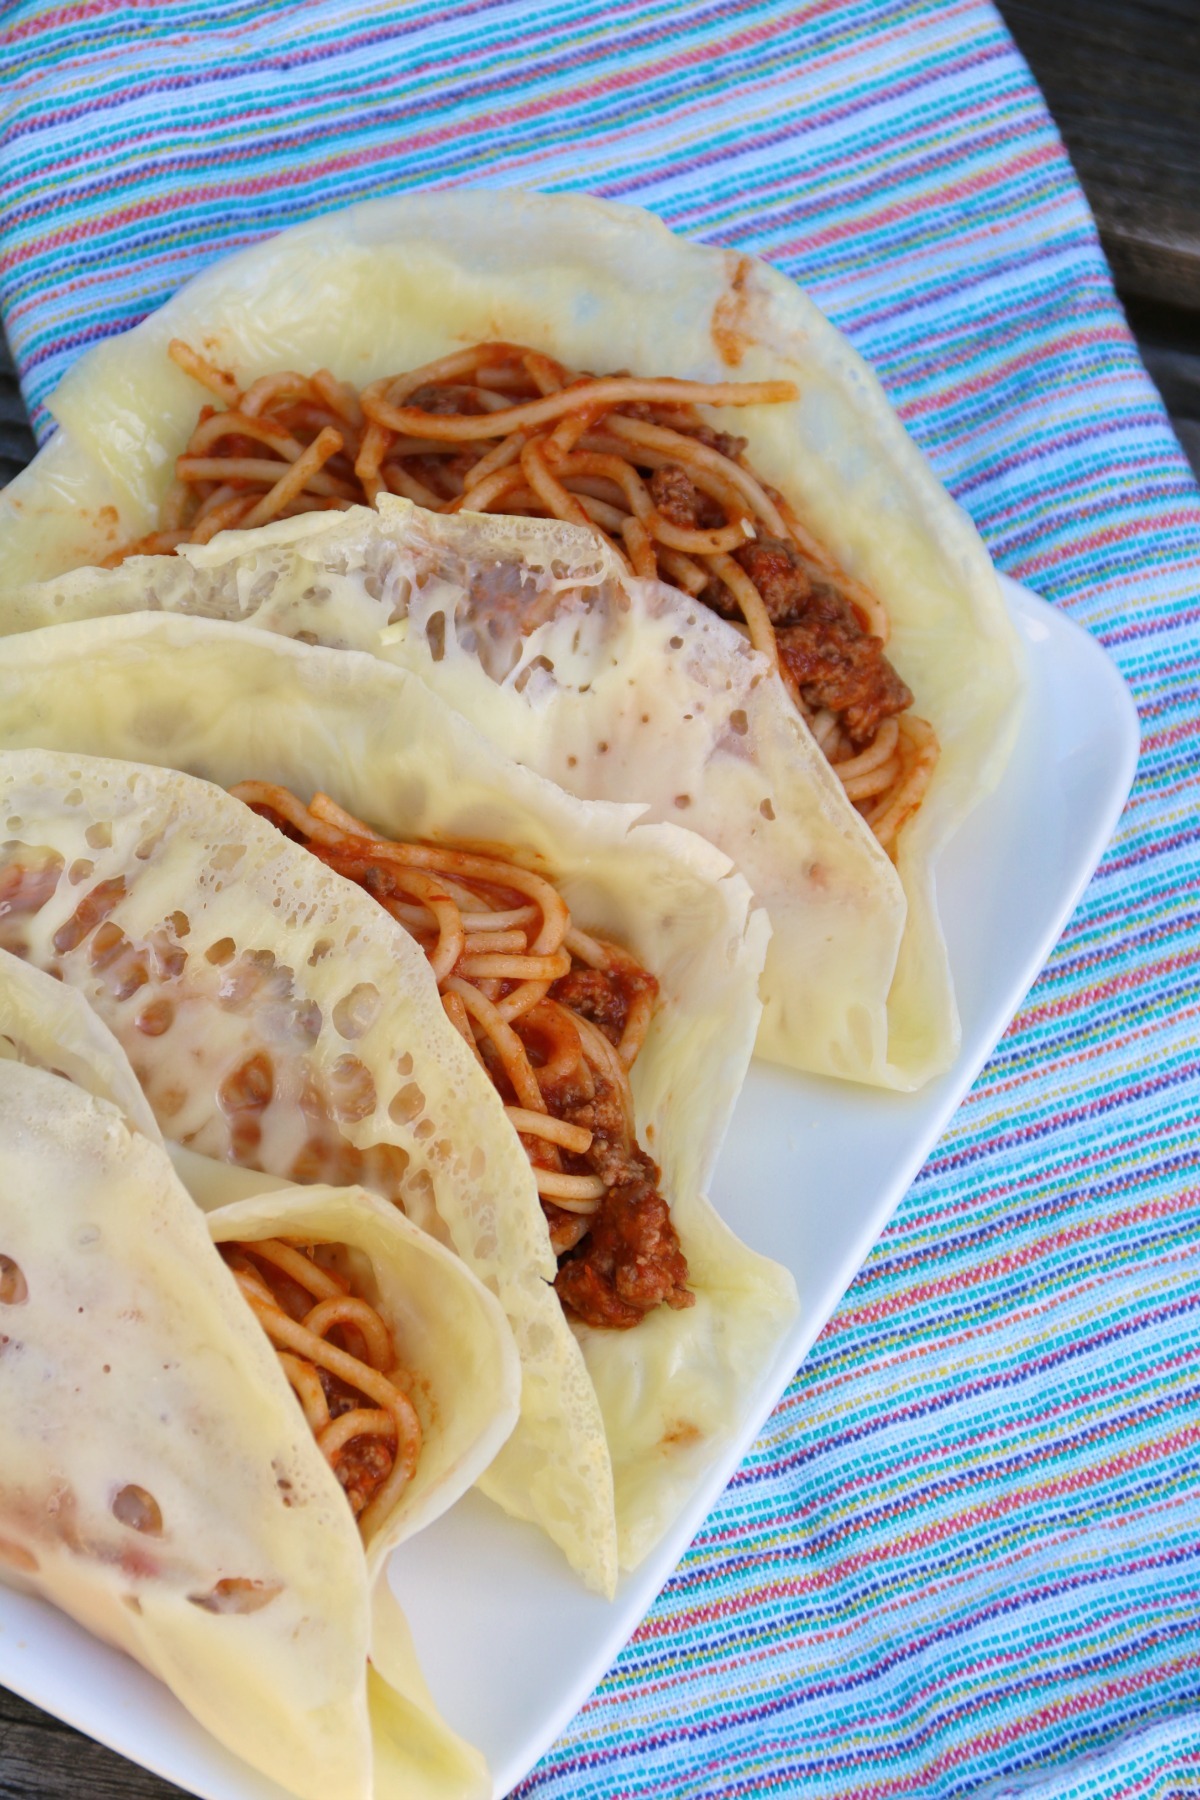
[733,537,912,744]
[540,962,691,1331]
[154,341,933,848]
[650,462,911,745]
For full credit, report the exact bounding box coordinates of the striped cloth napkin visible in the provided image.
[3,4,1199,1797]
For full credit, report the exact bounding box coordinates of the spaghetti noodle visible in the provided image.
[137,340,938,851]
[229,780,691,1332]
[220,1235,421,1536]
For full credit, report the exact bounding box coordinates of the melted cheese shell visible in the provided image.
[0,963,509,1798]
[0,745,616,1592]
[0,1059,374,1800]
[0,1056,497,1799]
[0,188,1022,1088]
[0,616,793,1572]
[0,954,521,1566]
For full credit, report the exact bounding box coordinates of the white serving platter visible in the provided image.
[0,575,1140,1799]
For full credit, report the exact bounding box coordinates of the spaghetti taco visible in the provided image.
[0,188,1022,1088]
[0,1027,513,1799]
[202,1180,522,1569]
[0,613,795,1578]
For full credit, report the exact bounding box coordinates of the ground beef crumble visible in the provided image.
[319,1367,392,1517]
[642,463,912,749]
[541,1056,692,1330]
[549,963,658,1048]
[729,536,912,745]
[555,1146,693,1330]
[649,464,699,529]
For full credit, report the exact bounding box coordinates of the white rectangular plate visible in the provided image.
[0,577,1140,1799]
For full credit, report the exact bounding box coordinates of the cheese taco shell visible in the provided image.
[0,740,615,1591]
[0,1052,493,1800]
[0,618,795,1576]
[0,945,523,1559]
[0,188,1022,1089]
[10,499,909,1089]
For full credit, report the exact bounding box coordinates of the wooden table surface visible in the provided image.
[1,5,1198,1796]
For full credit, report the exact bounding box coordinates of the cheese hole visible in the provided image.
[361,1142,410,1202]
[112,1485,163,1536]
[54,875,126,955]
[188,1578,282,1615]
[136,998,175,1037]
[407,1170,435,1211]
[111,957,149,1002]
[290,1134,365,1188]
[218,1052,275,1114]
[329,1056,377,1123]
[332,983,382,1040]
[88,921,128,970]
[389,1083,426,1126]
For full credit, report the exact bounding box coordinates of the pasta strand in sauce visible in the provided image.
[220,1236,421,1537]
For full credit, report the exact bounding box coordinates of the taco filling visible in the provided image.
[231,781,691,1331]
[220,1235,421,1533]
[132,340,935,851]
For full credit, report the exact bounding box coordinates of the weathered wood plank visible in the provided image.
[0,326,37,484]
[1120,295,1200,475]
[997,0,1200,310]
[1127,297,1200,409]
[0,1685,184,1798]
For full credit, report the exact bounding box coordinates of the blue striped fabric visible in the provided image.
[2,3,1200,1797]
